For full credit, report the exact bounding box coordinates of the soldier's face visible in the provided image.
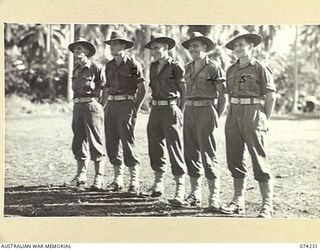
[73,45,89,59]
[109,40,126,56]
[150,42,168,61]
[233,38,253,58]
[188,40,207,60]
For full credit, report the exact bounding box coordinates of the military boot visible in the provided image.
[142,171,165,198]
[91,159,105,191]
[221,178,246,215]
[258,180,273,218]
[128,165,140,194]
[106,165,124,191]
[71,160,89,189]
[207,177,221,212]
[171,175,187,206]
[185,176,202,207]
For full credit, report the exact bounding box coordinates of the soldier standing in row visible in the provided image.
[222,29,276,218]
[144,34,187,205]
[182,32,227,211]
[102,31,146,194]
[68,38,107,190]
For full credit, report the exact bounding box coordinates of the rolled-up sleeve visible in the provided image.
[212,63,226,93]
[173,63,186,84]
[260,65,276,94]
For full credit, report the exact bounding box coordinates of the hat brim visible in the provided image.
[225,33,262,50]
[104,39,134,49]
[68,41,96,57]
[144,37,176,50]
[182,37,215,52]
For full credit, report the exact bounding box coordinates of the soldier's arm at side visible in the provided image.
[175,63,186,112]
[134,81,146,113]
[260,65,276,119]
[216,82,228,117]
[178,83,186,112]
[265,91,276,119]
[214,63,227,117]
[101,86,109,109]
[93,65,107,106]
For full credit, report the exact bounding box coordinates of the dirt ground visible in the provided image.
[4,111,320,218]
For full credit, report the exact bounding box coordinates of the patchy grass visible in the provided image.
[4,106,320,218]
[5,94,73,117]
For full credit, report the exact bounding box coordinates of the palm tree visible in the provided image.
[300,25,320,70]
[18,24,66,65]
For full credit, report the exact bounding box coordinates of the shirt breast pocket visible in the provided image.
[167,69,175,80]
[129,67,138,78]
[81,76,94,91]
[118,68,131,81]
[199,71,214,85]
[118,68,134,89]
[161,69,175,83]
[239,74,260,93]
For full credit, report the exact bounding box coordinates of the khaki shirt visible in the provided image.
[149,57,185,100]
[226,58,276,98]
[185,57,226,100]
[72,61,105,98]
[105,56,144,95]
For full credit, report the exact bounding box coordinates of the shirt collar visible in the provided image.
[113,55,130,65]
[123,55,130,64]
[167,56,173,64]
[154,56,173,65]
[236,57,256,67]
[76,60,92,69]
[192,56,210,66]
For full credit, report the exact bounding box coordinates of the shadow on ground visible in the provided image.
[4,185,250,218]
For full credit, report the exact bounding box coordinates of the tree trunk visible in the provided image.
[292,25,299,112]
[47,24,53,98]
[67,24,75,102]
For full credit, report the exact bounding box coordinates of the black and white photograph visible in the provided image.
[4,23,320,219]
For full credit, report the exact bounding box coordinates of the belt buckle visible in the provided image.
[232,97,240,104]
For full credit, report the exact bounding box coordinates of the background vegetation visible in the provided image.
[4,24,320,113]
